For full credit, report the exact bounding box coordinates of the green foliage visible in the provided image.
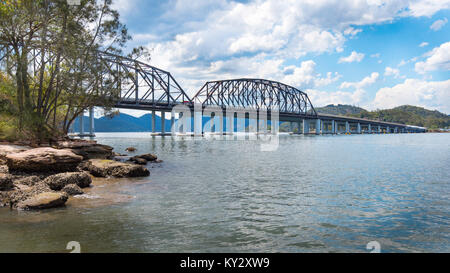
[0,0,132,142]
[316,104,367,116]
[317,104,450,129]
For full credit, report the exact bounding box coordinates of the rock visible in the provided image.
[62,184,84,196]
[125,147,137,152]
[15,176,41,186]
[0,180,53,208]
[44,172,92,190]
[137,153,158,162]
[0,174,14,191]
[6,147,83,173]
[0,145,30,162]
[57,140,113,160]
[129,156,148,165]
[72,144,113,160]
[0,165,8,173]
[16,192,68,210]
[82,159,150,178]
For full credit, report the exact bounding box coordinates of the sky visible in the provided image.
[108,0,450,117]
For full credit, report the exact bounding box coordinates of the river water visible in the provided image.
[0,133,449,253]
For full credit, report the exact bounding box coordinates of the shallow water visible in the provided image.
[0,133,449,253]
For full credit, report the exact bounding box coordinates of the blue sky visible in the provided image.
[111,0,450,115]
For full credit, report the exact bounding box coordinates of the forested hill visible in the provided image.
[316,104,450,129]
[315,104,367,116]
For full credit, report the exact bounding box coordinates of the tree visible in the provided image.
[0,0,131,142]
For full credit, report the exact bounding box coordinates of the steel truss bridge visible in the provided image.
[0,47,426,135]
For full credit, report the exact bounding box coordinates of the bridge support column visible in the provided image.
[386,126,390,134]
[331,120,336,134]
[315,119,321,135]
[219,114,224,135]
[368,124,372,134]
[151,110,156,133]
[395,127,398,134]
[303,119,310,135]
[194,111,203,136]
[345,121,350,134]
[79,112,84,136]
[171,114,175,135]
[89,107,95,137]
[161,111,166,135]
[357,123,361,134]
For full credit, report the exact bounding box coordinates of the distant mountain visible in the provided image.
[73,113,173,133]
[73,112,212,133]
[72,105,450,132]
[317,104,450,129]
[354,105,450,129]
[316,104,367,116]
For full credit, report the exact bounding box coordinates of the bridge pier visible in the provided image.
[227,112,234,134]
[315,119,321,135]
[161,111,166,135]
[345,121,350,134]
[219,115,224,135]
[357,123,361,134]
[151,110,156,133]
[79,112,84,136]
[331,120,336,134]
[194,111,202,136]
[303,119,310,135]
[387,126,390,134]
[171,114,175,135]
[368,124,372,134]
[89,107,95,137]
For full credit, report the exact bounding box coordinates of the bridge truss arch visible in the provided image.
[193,78,317,116]
[0,45,192,109]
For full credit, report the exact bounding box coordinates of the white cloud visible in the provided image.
[281,61,341,89]
[419,42,429,47]
[344,27,362,36]
[430,18,448,31]
[408,1,450,17]
[127,0,450,110]
[307,89,366,107]
[370,53,381,58]
[371,79,450,113]
[112,0,135,15]
[338,51,365,63]
[415,41,450,74]
[340,72,379,89]
[384,67,401,78]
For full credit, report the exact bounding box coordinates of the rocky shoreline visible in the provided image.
[0,140,158,211]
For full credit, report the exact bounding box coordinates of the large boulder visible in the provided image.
[16,192,68,210]
[129,156,148,165]
[137,154,158,161]
[0,145,30,162]
[128,153,158,165]
[0,174,13,191]
[62,184,84,196]
[44,172,92,191]
[14,176,41,186]
[57,140,113,160]
[6,147,83,173]
[4,181,52,208]
[82,159,150,178]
